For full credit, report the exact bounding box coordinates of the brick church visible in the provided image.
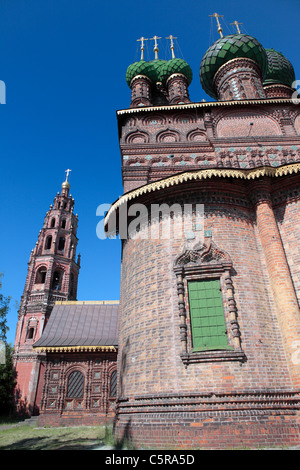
[13,18,300,448]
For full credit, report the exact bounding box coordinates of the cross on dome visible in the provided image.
[209,12,224,38]
[150,36,161,59]
[230,20,243,34]
[137,37,148,60]
[65,169,72,182]
[166,35,178,59]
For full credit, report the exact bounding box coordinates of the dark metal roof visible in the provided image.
[34,302,119,348]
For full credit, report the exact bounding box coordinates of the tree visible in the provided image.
[0,273,10,342]
[0,274,16,415]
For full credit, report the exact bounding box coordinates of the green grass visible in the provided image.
[0,424,106,450]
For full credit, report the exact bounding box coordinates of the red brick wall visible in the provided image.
[115,410,300,449]
[38,351,117,427]
[119,183,291,397]
[274,193,300,305]
[14,358,42,414]
[116,177,300,448]
[38,411,114,427]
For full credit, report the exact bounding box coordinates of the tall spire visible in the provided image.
[210,12,224,38]
[150,35,161,59]
[13,176,80,413]
[230,20,243,34]
[166,35,178,59]
[137,37,148,60]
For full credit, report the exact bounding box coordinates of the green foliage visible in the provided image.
[0,274,16,415]
[0,273,11,342]
[0,343,16,415]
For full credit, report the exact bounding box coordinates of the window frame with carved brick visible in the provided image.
[174,238,246,366]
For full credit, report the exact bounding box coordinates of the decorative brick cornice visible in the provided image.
[117,389,300,414]
[117,98,296,116]
[105,163,300,230]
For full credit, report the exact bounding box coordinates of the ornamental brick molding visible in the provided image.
[174,238,244,365]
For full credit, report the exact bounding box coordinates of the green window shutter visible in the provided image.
[188,279,229,351]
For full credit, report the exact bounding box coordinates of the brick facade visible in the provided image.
[108,46,300,445]
[38,351,117,427]
[113,171,300,449]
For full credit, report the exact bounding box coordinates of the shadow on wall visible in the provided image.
[112,418,135,449]
[111,338,136,449]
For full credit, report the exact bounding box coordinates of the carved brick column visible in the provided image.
[130,75,152,108]
[175,269,188,356]
[166,73,191,104]
[251,180,300,388]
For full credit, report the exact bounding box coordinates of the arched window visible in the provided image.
[66,371,84,398]
[45,235,52,250]
[52,270,63,290]
[110,370,117,398]
[61,219,66,229]
[35,267,47,284]
[58,237,65,252]
[27,327,35,340]
[50,218,55,228]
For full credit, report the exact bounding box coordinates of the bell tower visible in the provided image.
[13,171,81,415]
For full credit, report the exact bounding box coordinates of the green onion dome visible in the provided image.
[158,58,193,86]
[199,34,268,98]
[125,60,154,87]
[263,48,295,88]
[125,59,168,87]
[147,59,167,83]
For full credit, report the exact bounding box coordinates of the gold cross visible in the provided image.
[150,36,161,59]
[166,35,178,59]
[230,20,243,34]
[137,37,148,60]
[65,169,71,181]
[209,12,224,38]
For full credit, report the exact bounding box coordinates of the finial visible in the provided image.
[210,12,224,38]
[137,37,148,61]
[230,20,243,34]
[65,169,71,182]
[166,35,178,59]
[150,36,161,59]
[62,169,71,190]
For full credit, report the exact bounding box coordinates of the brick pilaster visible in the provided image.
[251,179,300,388]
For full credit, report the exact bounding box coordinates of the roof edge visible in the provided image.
[33,345,118,353]
[116,98,296,116]
[55,300,119,305]
[104,163,300,229]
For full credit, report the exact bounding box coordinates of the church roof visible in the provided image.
[199,33,267,99]
[33,301,119,351]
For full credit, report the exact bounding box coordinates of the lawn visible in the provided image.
[0,423,107,450]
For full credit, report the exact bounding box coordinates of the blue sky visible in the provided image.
[0,0,299,344]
